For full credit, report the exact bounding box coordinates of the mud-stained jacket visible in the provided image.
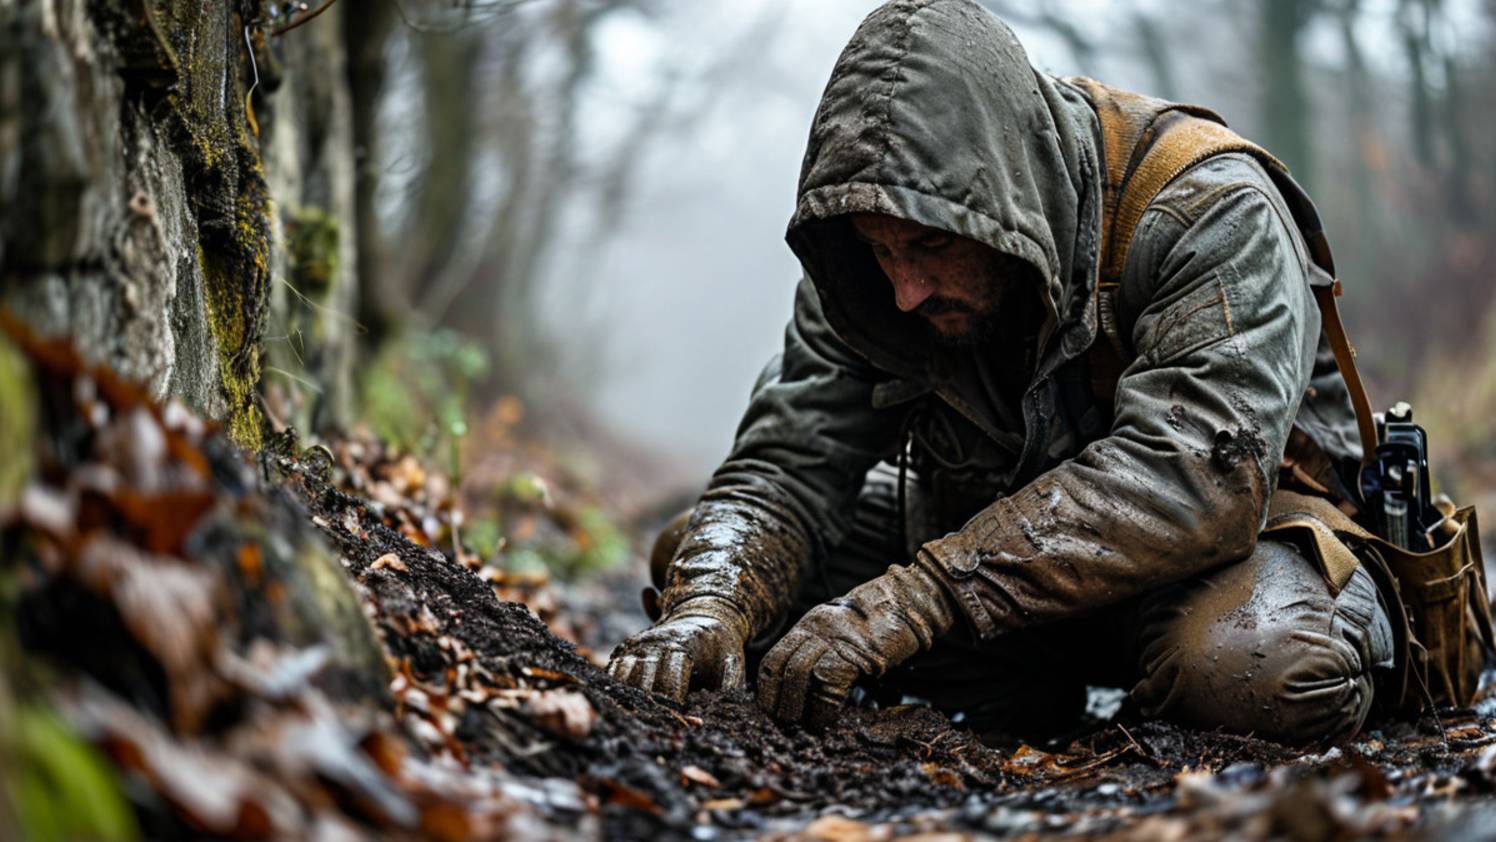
[662,0,1364,644]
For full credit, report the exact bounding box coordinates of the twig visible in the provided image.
[272,0,340,36]
[1117,722,1147,758]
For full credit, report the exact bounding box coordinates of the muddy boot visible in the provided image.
[1130,538,1394,745]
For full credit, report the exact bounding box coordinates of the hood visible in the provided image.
[786,0,1101,381]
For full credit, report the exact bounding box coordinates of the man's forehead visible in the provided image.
[847,212,945,243]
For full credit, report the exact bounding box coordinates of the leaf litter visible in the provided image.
[5,324,1496,840]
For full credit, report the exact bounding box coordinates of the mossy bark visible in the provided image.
[0,0,357,447]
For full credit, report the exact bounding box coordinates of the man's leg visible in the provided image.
[1130,537,1395,745]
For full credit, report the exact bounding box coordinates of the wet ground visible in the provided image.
[290,449,1496,841]
[8,327,1496,840]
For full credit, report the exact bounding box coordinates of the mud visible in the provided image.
[285,454,1496,840]
[290,466,1013,837]
[10,323,1496,840]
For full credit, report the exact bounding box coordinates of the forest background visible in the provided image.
[5,0,1493,528]
[4,1,1496,839]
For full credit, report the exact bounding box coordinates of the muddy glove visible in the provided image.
[607,597,750,703]
[757,559,956,728]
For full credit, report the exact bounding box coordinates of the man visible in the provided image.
[608,0,1394,745]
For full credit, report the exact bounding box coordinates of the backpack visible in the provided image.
[1069,76,1493,713]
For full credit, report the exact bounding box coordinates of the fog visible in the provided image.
[540,1,1093,475]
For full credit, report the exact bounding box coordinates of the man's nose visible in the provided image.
[890,268,935,313]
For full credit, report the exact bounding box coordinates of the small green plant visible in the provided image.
[570,505,629,576]
[360,327,490,477]
[6,705,139,842]
[463,516,503,561]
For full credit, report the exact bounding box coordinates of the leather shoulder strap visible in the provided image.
[1069,76,1377,463]
[1067,76,1287,286]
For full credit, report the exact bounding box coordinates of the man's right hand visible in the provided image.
[606,599,749,703]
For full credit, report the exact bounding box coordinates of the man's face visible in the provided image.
[848,213,1017,347]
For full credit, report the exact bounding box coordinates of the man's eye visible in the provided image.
[916,235,952,251]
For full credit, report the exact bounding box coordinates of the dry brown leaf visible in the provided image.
[589,777,662,815]
[519,666,576,685]
[799,814,890,842]
[111,488,218,554]
[76,692,297,837]
[237,543,263,586]
[680,764,720,789]
[701,797,746,811]
[75,536,228,732]
[418,801,473,842]
[371,553,408,572]
[520,689,595,741]
[919,762,963,790]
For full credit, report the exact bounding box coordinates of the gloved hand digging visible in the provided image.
[607,597,749,703]
[757,558,956,728]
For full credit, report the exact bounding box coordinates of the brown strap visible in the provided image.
[1077,75,1379,466]
[1310,281,1378,463]
[1264,488,1375,590]
[1068,76,1285,286]
[1107,116,1284,288]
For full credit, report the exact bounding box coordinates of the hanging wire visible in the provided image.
[272,0,340,36]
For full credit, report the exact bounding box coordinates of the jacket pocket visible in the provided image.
[1144,270,1236,366]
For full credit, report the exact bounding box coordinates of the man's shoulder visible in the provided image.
[1146,152,1294,232]
[1117,150,1313,317]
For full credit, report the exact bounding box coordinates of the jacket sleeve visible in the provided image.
[919,158,1320,640]
[661,275,908,637]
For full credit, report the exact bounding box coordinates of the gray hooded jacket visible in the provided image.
[662,0,1363,644]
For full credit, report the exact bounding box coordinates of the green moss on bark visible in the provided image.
[287,206,341,298]
[0,335,35,509]
[164,0,271,449]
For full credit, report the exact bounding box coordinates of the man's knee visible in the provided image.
[1132,538,1393,745]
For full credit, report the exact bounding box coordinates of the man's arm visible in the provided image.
[609,274,907,700]
[921,156,1320,639]
[664,274,909,630]
[757,157,1322,725]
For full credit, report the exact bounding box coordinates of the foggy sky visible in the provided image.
[537,0,1484,482]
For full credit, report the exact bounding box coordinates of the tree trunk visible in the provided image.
[0,0,358,446]
[1258,0,1315,190]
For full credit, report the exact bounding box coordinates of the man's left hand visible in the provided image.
[756,561,956,727]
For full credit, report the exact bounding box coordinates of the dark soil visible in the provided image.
[10,323,1496,841]
[285,455,1496,840]
[290,464,1012,836]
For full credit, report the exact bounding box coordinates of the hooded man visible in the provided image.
[608,0,1394,745]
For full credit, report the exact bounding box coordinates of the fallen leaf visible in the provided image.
[520,666,576,685]
[371,553,407,573]
[588,777,661,815]
[520,689,595,741]
[75,536,228,732]
[920,762,963,790]
[238,544,263,586]
[800,814,889,842]
[680,764,720,789]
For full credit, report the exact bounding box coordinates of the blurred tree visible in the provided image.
[1259,0,1316,190]
[1132,11,1179,100]
[345,0,400,352]
[349,0,709,404]
[978,0,1098,74]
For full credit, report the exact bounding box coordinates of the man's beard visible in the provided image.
[916,290,1004,348]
